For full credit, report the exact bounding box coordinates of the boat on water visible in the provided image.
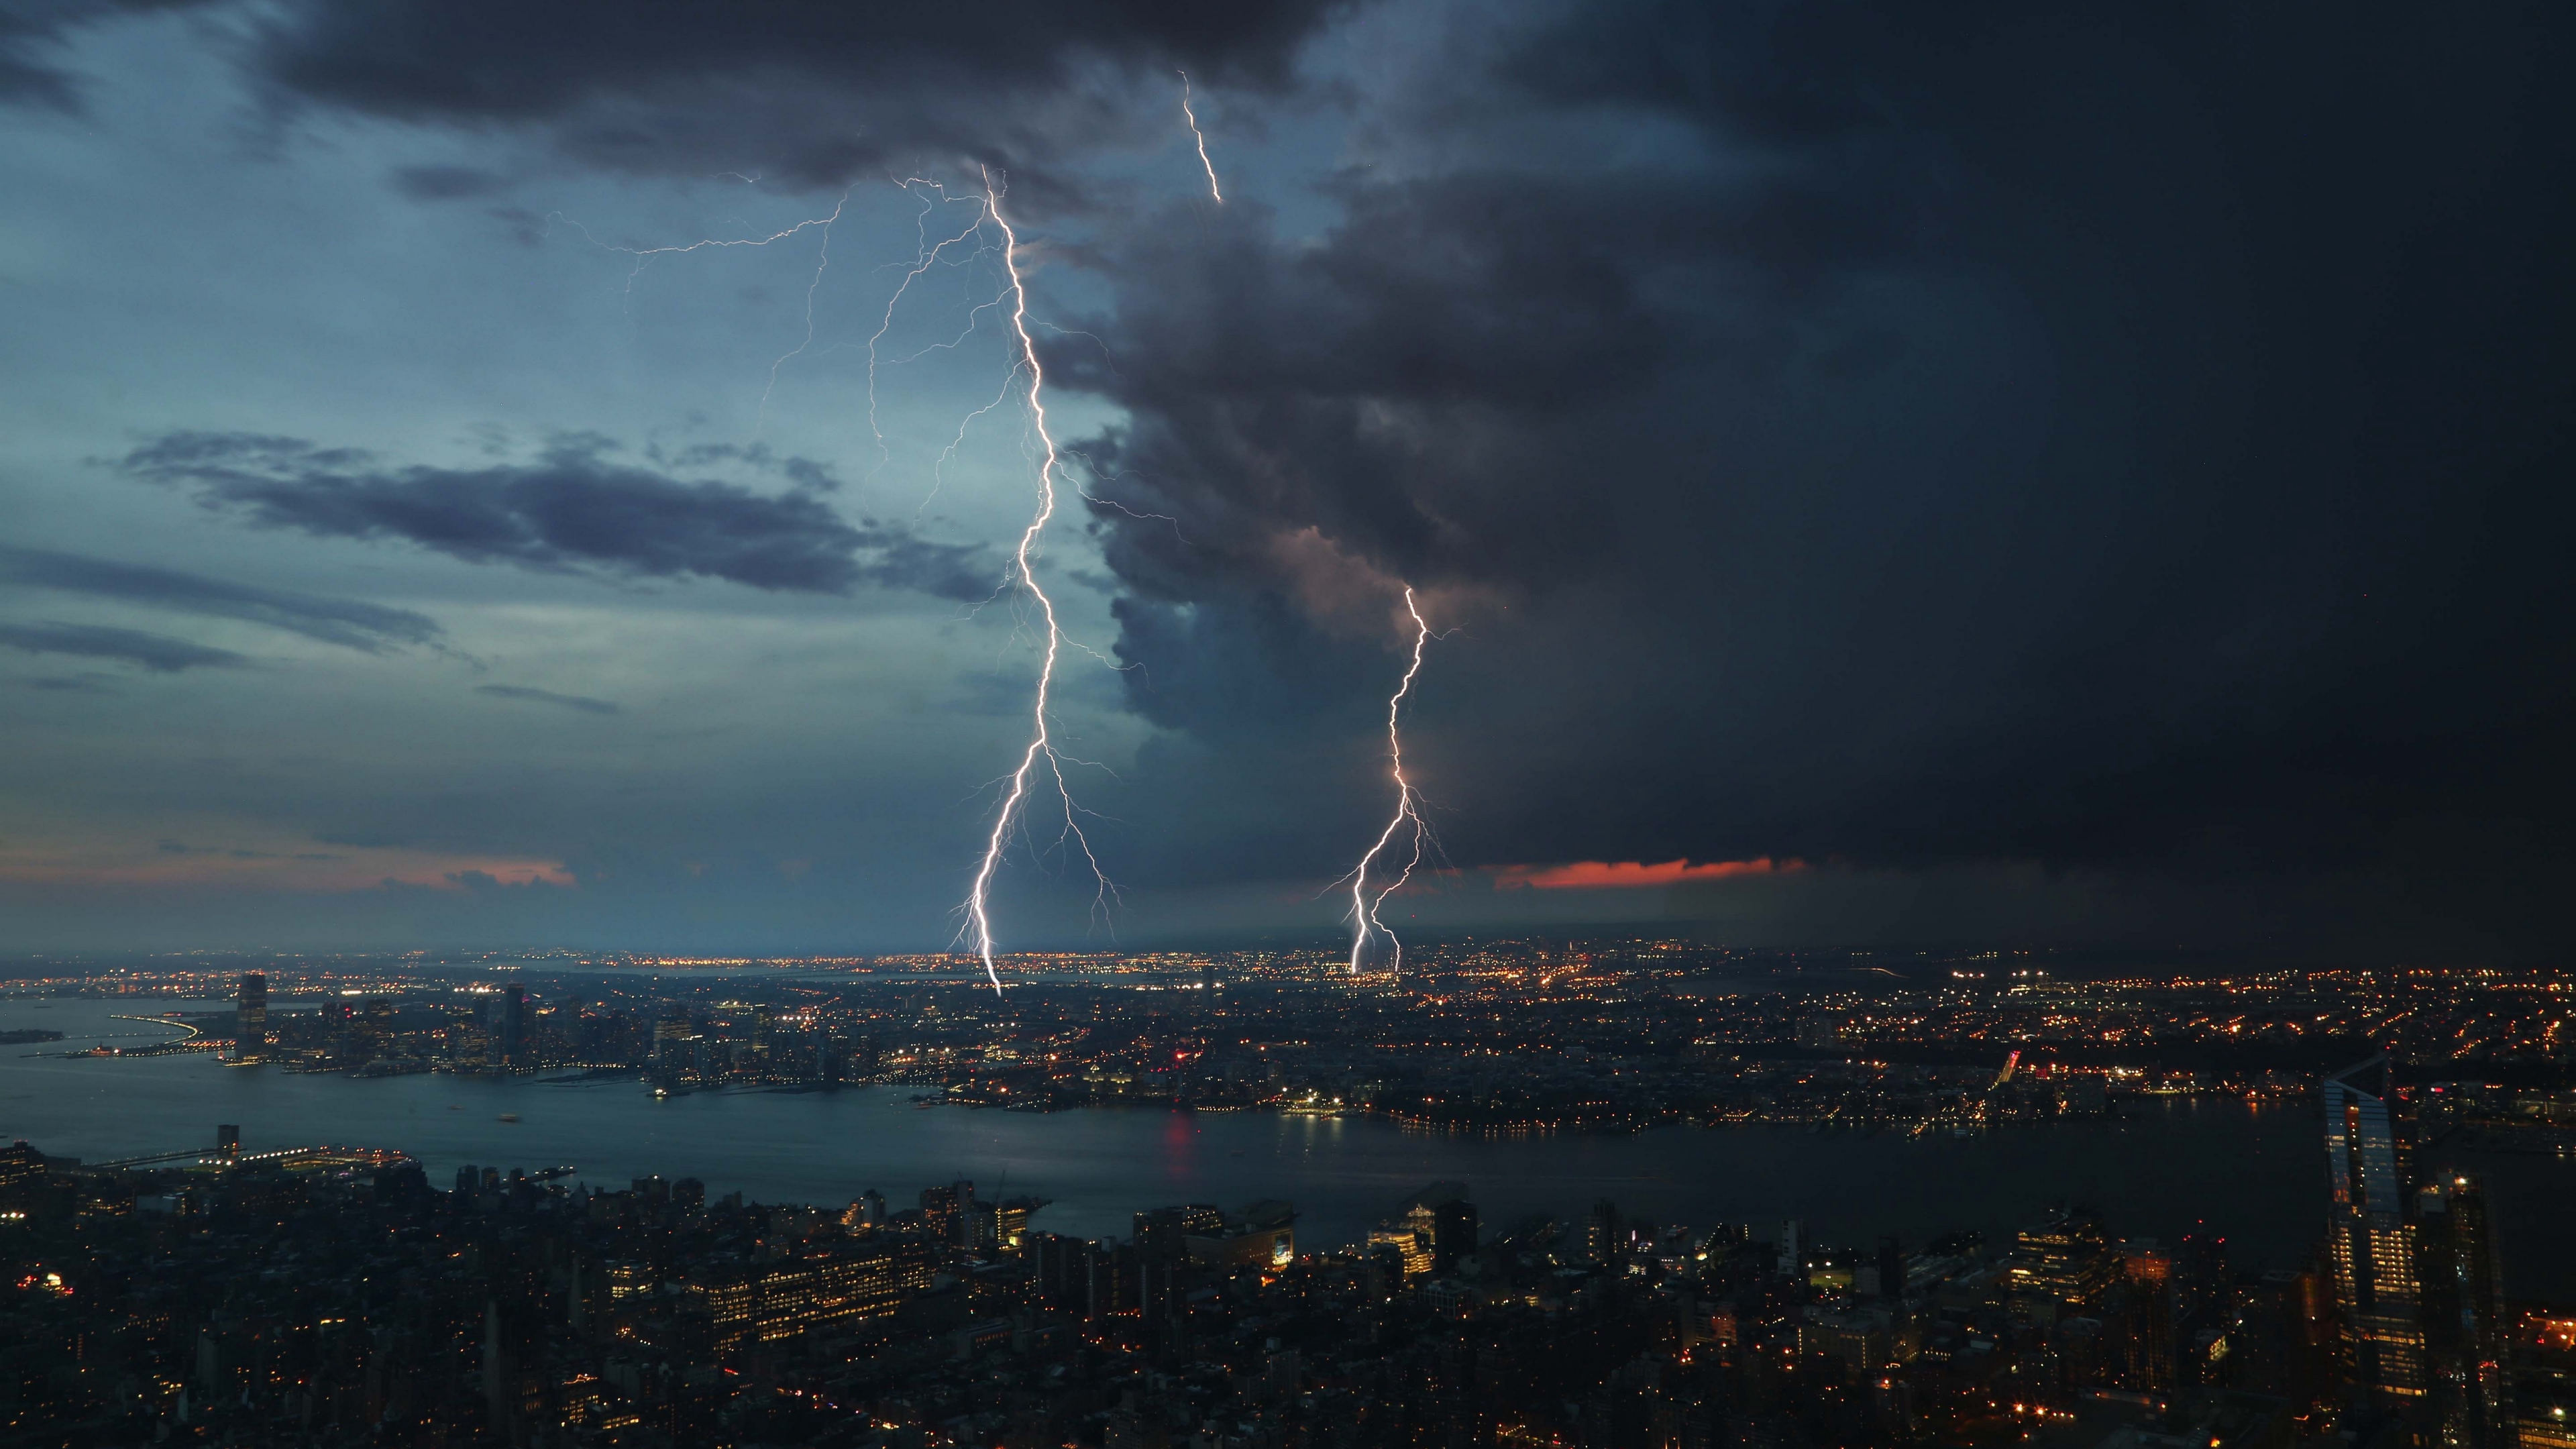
[497,1113,521,1123]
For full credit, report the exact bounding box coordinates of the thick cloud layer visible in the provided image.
[6,0,1356,189]
[119,431,996,599]
[1057,1,2576,948]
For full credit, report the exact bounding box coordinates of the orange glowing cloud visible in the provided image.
[0,841,574,893]
[1490,857,1806,890]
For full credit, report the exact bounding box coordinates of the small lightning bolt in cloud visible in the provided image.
[547,196,846,304]
[548,191,855,439]
[1344,587,1435,975]
[1179,72,1224,204]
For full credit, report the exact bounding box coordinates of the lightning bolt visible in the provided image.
[1345,587,1434,974]
[757,191,851,432]
[557,149,1220,998]
[547,197,846,305]
[959,167,1113,997]
[867,180,991,481]
[1178,72,1224,204]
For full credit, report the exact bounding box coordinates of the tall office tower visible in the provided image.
[2121,1242,2179,1391]
[2324,1057,2428,1399]
[1028,1232,1118,1319]
[1432,1197,1479,1273]
[2418,1173,2512,1448]
[921,1183,966,1244]
[1584,1200,1623,1265]
[1778,1219,1804,1279]
[498,985,527,1069]
[1878,1234,1909,1301]
[551,997,583,1062]
[233,973,268,1063]
[357,997,394,1060]
[653,1015,690,1067]
[963,1197,1000,1253]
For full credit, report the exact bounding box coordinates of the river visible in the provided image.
[1,996,2334,1267]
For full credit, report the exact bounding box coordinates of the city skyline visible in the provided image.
[5,943,2574,1444]
[3,1022,2572,1446]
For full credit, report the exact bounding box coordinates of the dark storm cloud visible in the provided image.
[1055,164,1908,623]
[8,0,1355,193]
[476,683,619,716]
[1059,1,2576,949]
[0,545,440,651]
[0,620,246,671]
[117,431,996,600]
[250,0,1342,115]
[0,0,207,111]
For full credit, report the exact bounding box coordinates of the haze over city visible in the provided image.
[3,5,2574,1449]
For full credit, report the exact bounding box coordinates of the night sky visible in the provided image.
[3,1,2569,960]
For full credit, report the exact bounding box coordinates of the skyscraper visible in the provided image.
[356,997,393,1062]
[232,972,267,1064]
[495,985,527,1069]
[2324,1057,2427,1399]
[1584,1200,1622,1265]
[1431,1197,1478,1273]
[2419,1172,2512,1448]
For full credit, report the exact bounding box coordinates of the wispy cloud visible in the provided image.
[0,622,246,672]
[0,546,441,652]
[476,683,619,716]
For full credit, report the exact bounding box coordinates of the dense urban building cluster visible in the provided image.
[13,951,2569,1134]
[5,952,2573,1446]
[2,1046,2573,1449]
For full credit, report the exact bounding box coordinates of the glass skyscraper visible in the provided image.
[2324,1056,2427,1399]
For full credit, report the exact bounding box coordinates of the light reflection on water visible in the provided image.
[0,997,2333,1265]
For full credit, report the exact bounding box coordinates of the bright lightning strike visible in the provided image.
[551,175,1128,999]
[1178,72,1224,204]
[959,168,1113,997]
[1345,587,1434,975]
